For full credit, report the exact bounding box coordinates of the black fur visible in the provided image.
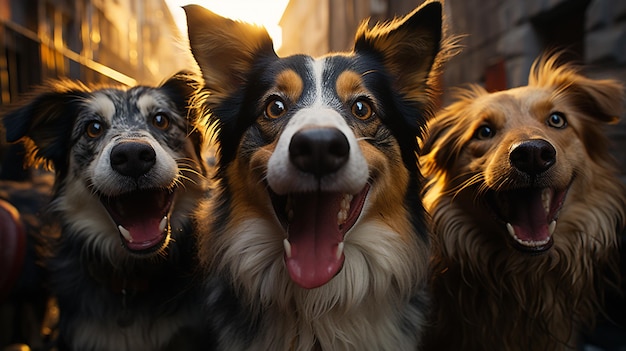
[2,72,213,351]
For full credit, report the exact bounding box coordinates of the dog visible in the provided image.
[419,55,626,350]
[184,1,451,350]
[2,72,212,351]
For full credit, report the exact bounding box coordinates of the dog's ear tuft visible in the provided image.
[184,5,276,101]
[354,1,443,108]
[159,71,204,122]
[2,81,88,169]
[530,55,625,124]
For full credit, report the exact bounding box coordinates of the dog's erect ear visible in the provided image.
[354,1,442,107]
[184,5,276,100]
[2,81,89,170]
[531,55,624,124]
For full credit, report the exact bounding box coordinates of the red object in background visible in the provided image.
[0,199,26,299]
[485,59,507,92]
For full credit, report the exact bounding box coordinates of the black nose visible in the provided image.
[289,127,350,177]
[509,139,556,175]
[110,141,156,178]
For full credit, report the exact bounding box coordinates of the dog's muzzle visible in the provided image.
[100,140,174,255]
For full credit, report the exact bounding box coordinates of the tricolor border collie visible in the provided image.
[2,72,211,350]
[185,2,451,350]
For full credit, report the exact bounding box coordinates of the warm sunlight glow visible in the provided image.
[166,0,289,50]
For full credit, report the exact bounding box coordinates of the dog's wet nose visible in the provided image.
[110,141,156,178]
[509,139,556,175]
[289,127,350,177]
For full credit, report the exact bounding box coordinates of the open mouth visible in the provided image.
[100,189,174,255]
[271,184,370,289]
[488,186,569,253]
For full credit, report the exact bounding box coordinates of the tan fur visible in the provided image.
[420,55,626,350]
[185,1,453,349]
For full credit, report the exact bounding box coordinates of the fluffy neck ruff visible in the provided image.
[199,184,429,350]
[424,170,625,351]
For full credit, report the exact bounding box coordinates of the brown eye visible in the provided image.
[474,125,495,140]
[153,113,170,130]
[351,99,372,120]
[547,112,567,129]
[265,98,287,119]
[86,121,104,138]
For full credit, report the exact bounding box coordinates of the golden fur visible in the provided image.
[420,55,626,350]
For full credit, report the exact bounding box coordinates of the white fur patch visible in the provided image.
[266,58,369,195]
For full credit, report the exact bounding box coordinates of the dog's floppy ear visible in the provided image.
[354,1,442,108]
[159,71,203,124]
[568,76,624,124]
[2,81,89,170]
[530,55,624,124]
[184,5,276,101]
[159,71,208,174]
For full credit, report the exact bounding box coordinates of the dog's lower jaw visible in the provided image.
[272,184,370,289]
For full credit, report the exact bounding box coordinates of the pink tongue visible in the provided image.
[107,190,169,251]
[509,189,549,242]
[285,192,345,289]
[124,217,165,251]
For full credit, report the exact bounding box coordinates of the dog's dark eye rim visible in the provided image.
[85,120,104,138]
[152,112,170,130]
[265,97,287,119]
[546,112,567,128]
[474,125,495,140]
[351,98,374,120]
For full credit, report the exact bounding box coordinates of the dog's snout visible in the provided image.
[289,127,350,177]
[509,139,556,175]
[110,141,156,178]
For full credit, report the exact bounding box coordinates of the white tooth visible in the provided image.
[549,220,556,235]
[506,223,515,238]
[283,239,292,258]
[338,193,352,225]
[336,242,344,260]
[159,216,168,232]
[118,225,133,243]
[337,210,347,225]
[541,188,551,214]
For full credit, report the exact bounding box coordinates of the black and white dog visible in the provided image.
[2,72,211,350]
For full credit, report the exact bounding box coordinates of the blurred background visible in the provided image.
[0,0,625,348]
[1,0,625,173]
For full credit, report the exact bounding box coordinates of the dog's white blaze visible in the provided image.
[267,59,368,195]
[312,58,326,107]
[266,106,369,195]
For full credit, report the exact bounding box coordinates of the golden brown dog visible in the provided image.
[420,55,626,350]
